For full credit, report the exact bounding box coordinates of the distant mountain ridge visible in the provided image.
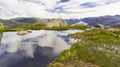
[67,15,120,27]
[0,18,68,28]
[0,15,120,28]
[82,15,120,26]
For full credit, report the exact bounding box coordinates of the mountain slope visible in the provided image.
[82,15,120,26]
[0,18,68,28]
[1,15,120,28]
[67,15,120,27]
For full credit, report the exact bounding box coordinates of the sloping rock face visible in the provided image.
[0,21,4,28]
[0,18,68,28]
[45,19,68,27]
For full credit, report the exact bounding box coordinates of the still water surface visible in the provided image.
[0,30,82,67]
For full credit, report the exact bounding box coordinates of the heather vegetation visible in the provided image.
[48,29,120,67]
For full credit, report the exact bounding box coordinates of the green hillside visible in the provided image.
[0,18,44,28]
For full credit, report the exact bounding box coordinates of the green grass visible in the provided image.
[9,23,88,31]
[48,29,120,67]
[0,28,8,32]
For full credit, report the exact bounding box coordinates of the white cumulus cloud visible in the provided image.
[0,0,120,19]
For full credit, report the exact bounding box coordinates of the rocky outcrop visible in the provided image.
[0,21,4,28]
[17,31,28,36]
[17,30,32,36]
[0,18,68,28]
[95,24,104,29]
[71,22,87,26]
[45,19,68,27]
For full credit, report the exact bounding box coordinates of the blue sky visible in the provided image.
[0,0,120,19]
[60,0,69,2]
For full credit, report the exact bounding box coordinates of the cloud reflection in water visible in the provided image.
[0,30,82,67]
